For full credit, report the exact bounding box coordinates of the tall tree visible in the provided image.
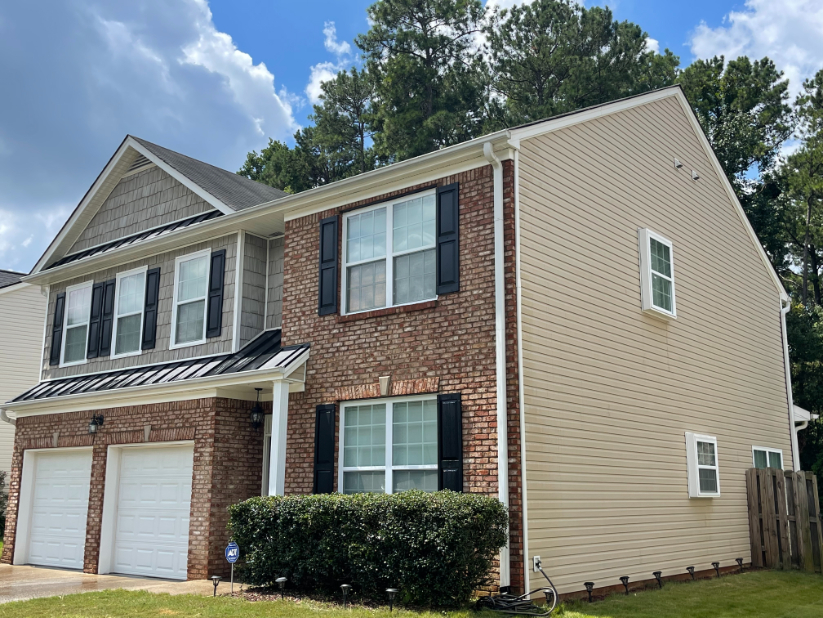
[357,0,487,160]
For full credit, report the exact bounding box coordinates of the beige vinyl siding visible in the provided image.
[42,235,237,380]
[240,233,268,347]
[518,95,791,593]
[0,284,47,473]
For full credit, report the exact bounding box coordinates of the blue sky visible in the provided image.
[1,0,822,272]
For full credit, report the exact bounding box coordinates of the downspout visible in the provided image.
[780,298,800,471]
[483,142,510,589]
[0,409,14,426]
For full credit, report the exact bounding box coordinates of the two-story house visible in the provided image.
[1,86,797,596]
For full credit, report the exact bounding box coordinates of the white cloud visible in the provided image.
[323,21,351,57]
[305,21,354,104]
[690,0,823,97]
[0,206,72,272]
[646,37,659,54]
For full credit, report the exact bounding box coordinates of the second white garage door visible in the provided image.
[112,445,194,580]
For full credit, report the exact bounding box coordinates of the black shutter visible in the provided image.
[313,403,336,493]
[49,292,66,366]
[86,282,105,359]
[438,393,463,492]
[98,279,116,357]
[318,215,339,316]
[206,249,226,338]
[141,267,161,350]
[436,182,460,295]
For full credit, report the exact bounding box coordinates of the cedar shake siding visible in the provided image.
[70,166,215,254]
[41,235,237,380]
[266,237,285,330]
[517,96,791,592]
[239,233,268,347]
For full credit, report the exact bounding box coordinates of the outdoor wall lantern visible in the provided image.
[386,588,398,612]
[653,571,663,589]
[88,414,104,434]
[712,562,721,578]
[736,558,744,573]
[211,575,222,597]
[583,582,594,603]
[340,584,352,608]
[276,577,287,599]
[686,566,695,580]
[250,388,264,431]
[619,576,629,595]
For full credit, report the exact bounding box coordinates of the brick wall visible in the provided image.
[1,397,266,580]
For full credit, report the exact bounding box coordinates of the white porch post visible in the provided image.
[268,380,290,496]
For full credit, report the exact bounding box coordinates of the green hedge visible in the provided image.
[227,490,508,607]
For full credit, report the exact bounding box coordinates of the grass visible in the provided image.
[1,570,822,618]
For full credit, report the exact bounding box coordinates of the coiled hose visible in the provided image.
[475,565,558,615]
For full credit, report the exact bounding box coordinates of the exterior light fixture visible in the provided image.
[386,588,398,612]
[88,414,104,434]
[686,566,695,580]
[712,562,720,578]
[250,388,264,431]
[340,584,352,608]
[583,582,594,603]
[619,576,629,595]
[736,558,744,573]
[211,575,222,597]
[275,577,287,599]
[653,571,663,589]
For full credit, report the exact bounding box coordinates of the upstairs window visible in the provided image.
[685,432,720,497]
[343,191,437,314]
[61,281,93,365]
[639,228,676,318]
[171,249,210,348]
[753,446,783,469]
[112,267,147,357]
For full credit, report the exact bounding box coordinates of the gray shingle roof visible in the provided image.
[131,136,287,211]
[0,270,25,289]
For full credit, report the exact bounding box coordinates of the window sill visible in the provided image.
[337,300,437,323]
[642,306,676,321]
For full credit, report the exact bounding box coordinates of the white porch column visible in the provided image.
[268,380,290,496]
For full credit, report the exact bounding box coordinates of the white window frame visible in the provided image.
[341,190,438,316]
[110,266,148,360]
[169,248,211,350]
[752,446,784,470]
[60,280,94,367]
[685,432,720,498]
[638,228,676,319]
[338,394,439,494]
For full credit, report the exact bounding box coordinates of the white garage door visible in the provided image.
[112,445,194,580]
[28,449,92,569]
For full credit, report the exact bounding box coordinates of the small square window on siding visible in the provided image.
[639,228,676,319]
[753,446,783,470]
[685,432,720,497]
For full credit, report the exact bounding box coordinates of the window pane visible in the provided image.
[344,404,386,468]
[393,400,437,466]
[346,260,386,312]
[394,196,435,253]
[347,208,386,264]
[698,468,718,493]
[697,441,716,466]
[753,449,768,469]
[66,285,92,326]
[115,314,142,355]
[117,272,145,316]
[393,249,436,305]
[652,274,673,312]
[175,299,205,344]
[650,238,671,277]
[343,471,385,494]
[64,325,87,363]
[178,256,208,302]
[769,451,782,469]
[393,470,438,493]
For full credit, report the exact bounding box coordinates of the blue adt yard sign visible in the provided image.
[225,542,239,563]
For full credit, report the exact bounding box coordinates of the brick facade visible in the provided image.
[1,398,266,579]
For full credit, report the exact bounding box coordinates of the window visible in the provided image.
[343,191,437,314]
[753,446,783,469]
[685,432,720,497]
[61,281,93,366]
[111,267,147,358]
[638,228,676,318]
[170,250,210,348]
[340,397,438,494]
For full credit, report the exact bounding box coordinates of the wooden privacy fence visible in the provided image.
[746,468,823,572]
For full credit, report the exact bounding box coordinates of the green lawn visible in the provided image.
[2,570,822,618]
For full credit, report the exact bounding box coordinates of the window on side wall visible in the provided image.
[111,266,147,358]
[753,446,783,470]
[340,397,438,494]
[61,281,93,366]
[638,228,676,318]
[342,190,437,314]
[171,249,210,348]
[685,432,720,497]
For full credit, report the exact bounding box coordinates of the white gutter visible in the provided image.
[0,409,14,426]
[781,299,800,470]
[483,142,510,589]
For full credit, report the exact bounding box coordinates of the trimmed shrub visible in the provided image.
[228,490,508,607]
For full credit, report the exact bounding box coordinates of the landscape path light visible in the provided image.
[653,571,663,589]
[736,558,744,573]
[619,576,629,595]
[583,582,594,603]
[340,584,352,608]
[712,562,721,578]
[276,577,287,599]
[386,588,399,612]
[686,566,695,581]
[211,575,222,597]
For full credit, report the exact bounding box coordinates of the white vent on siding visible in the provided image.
[127,154,152,173]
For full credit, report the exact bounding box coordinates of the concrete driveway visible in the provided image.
[0,564,219,604]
